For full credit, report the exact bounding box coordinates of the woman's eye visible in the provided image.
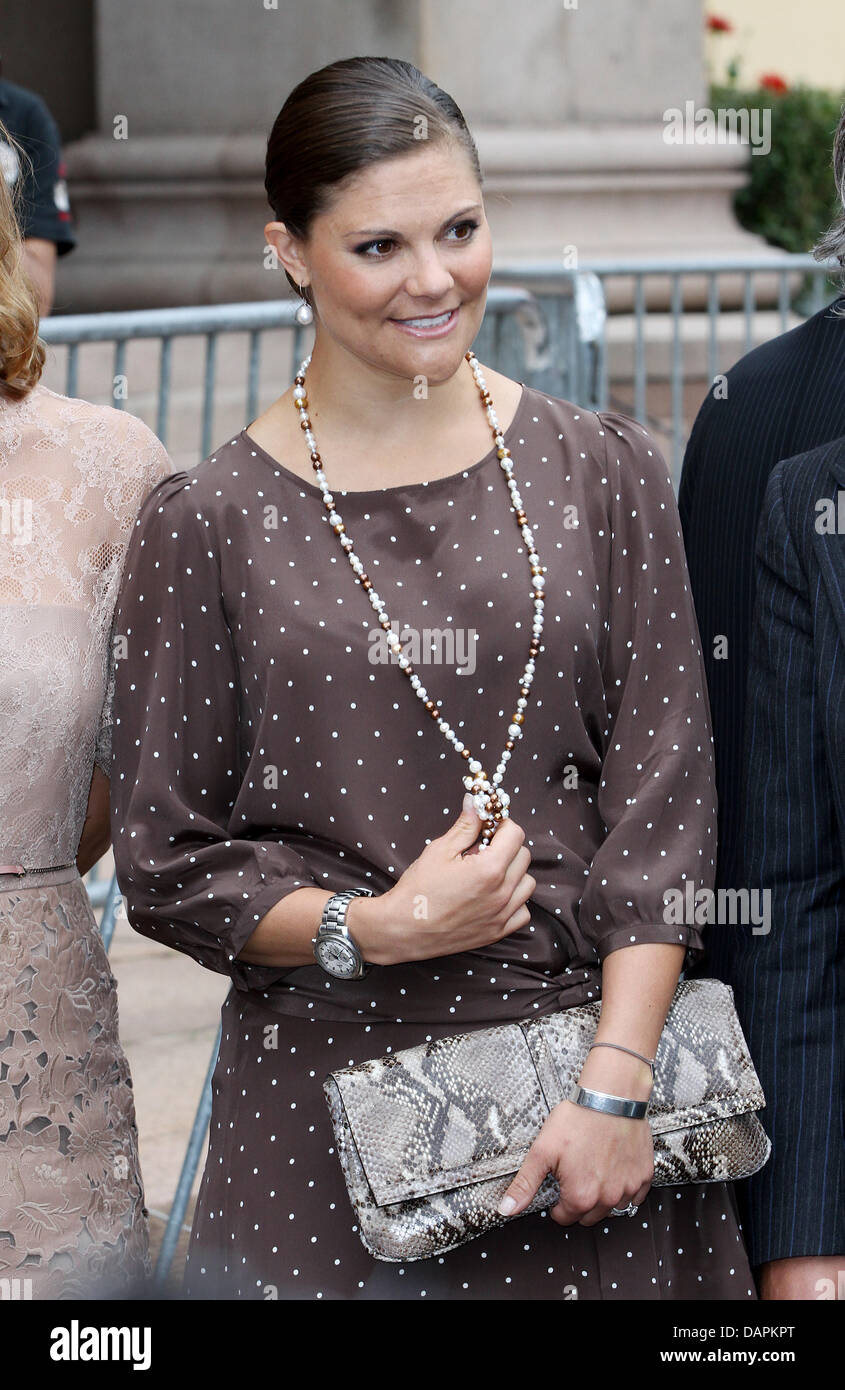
[355,237,396,258]
[447,219,479,241]
[355,220,479,258]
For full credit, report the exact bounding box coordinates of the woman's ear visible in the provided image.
[264,220,309,290]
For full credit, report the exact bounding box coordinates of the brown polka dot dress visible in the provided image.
[110,384,757,1300]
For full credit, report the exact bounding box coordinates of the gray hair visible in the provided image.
[814,101,845,301]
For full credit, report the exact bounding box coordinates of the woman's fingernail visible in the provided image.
[496,1194,517,1216]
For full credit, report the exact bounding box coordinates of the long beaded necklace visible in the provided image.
[292,348,545,849]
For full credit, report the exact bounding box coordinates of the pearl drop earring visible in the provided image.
[295,282,314,326]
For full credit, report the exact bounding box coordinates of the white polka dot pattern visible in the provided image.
[107,388,743,1298]
[110,391,716,1027]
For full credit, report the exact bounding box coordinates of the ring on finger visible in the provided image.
[609,1202,639,1217]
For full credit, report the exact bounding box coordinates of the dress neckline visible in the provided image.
[239,381,531,498]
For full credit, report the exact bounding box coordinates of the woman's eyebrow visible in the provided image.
[345,203,482,239]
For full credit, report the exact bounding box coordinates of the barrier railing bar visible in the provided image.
[153,1021,222,1288]
[157,337,172,446]
[201,333,217,460]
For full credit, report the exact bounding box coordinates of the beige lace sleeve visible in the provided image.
[92,417,174,779]
[0,383,174,865]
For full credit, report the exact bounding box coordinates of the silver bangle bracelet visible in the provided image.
[589,1041,656,1079]
[568,1083,650,1120]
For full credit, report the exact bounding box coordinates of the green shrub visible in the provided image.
[710,82,844,306]
[710,81,843,253]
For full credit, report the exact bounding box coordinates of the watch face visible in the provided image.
[315,936,360,979]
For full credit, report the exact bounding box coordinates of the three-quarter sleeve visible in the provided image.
[576,412,717,965]
[109,472,320,993]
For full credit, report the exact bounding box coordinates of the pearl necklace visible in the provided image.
[292,349,545,849]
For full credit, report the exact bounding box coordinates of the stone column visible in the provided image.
[57,0,771,312]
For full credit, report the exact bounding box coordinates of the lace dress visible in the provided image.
[0,382,171,1298]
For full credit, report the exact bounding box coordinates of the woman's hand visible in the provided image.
[352,796,536,966]
[497,1101,654,1227]
[496,1047,655,1226]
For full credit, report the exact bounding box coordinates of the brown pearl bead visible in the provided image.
[297,346,543,859]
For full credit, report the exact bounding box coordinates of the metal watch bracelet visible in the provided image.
[312,888,373,980]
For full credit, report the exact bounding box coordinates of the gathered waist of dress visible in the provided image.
[237,958,605,1028]
[0,860,81,890]
[238,901,605,1026]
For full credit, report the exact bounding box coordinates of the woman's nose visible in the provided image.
[402,252,455,301]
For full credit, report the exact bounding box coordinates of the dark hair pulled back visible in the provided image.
[264,56,482,306]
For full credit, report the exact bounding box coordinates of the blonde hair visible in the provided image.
[0,120,45,399]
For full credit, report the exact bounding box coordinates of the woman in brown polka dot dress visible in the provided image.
[110,57,757,1300]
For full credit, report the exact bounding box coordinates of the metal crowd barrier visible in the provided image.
[494,254,842,479]
[90,868,219,1287]
[41,281,605,461]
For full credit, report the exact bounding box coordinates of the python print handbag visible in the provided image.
[323,976,771,1262]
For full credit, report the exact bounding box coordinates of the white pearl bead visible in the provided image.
[298,348,546,852]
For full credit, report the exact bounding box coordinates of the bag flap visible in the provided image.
[530,977,766,1136]
[328,1023,552,1206]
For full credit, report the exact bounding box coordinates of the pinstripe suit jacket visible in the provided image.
[733,444,845,1266]
[680,297,845,893]
[679,302,845,1265]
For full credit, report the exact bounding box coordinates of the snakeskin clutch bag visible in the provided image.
[323,977,771,1262]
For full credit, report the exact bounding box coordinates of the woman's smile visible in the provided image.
[388,306,460,337]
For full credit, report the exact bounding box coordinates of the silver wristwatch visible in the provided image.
[313,889,374,980]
